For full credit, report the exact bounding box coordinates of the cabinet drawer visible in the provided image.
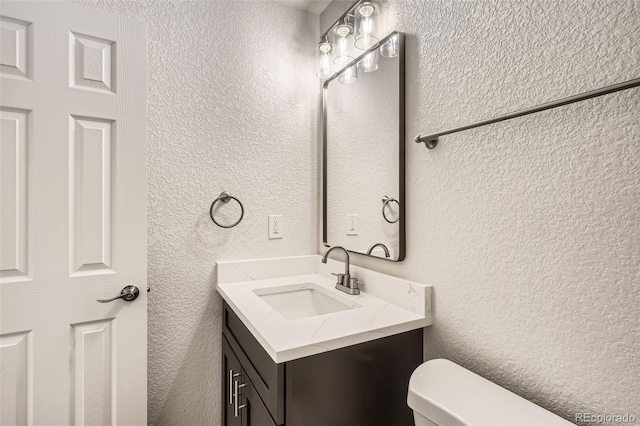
[222,302,285,425]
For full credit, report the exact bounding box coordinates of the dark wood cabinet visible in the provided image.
[221,301,422,426]
[223,336,276,426]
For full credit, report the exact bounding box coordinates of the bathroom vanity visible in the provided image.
[222,302,422,426]
[217,256,432,426]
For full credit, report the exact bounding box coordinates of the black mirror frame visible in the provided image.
[322,31,406,262]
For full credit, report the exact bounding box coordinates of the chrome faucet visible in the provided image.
[367,243,390,258]
[321,246,363,295]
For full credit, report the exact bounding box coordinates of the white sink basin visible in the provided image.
[253,283,361,320]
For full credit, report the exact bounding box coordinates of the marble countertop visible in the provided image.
[216,255,432,363]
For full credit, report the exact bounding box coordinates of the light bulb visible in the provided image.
[333,24,354,67]
[319,43,332,54]
[355,2,379,50]
[316,42,333,79]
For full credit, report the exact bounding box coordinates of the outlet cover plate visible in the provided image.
[269,215,283,239]
[347,214,357,236]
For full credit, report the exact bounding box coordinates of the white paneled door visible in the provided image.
[0,2,147,425]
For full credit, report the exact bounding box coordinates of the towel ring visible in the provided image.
[381,196,400,224]
[210,191,244,228]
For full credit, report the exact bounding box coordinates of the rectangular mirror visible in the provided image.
[323,31,405,261]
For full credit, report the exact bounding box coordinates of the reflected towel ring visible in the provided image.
[381,196,400,224]
[210,191,244,228]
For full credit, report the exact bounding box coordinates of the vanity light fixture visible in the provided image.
[354,2,379,50]
[332,21,355,67]
[316,0,385,81]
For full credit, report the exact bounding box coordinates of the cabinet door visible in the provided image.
[240,376,276,426]
[223,302,285,424]
[222,337,243,426]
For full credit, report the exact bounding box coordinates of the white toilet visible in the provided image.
[408,359,574,426]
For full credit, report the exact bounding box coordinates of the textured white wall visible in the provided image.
[71,1,318,424]
[322,0,640,423]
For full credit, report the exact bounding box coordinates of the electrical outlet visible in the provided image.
[268,215,283,239]
[347,214,358,235]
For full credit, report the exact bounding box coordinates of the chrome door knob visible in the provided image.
[97,286,140,303]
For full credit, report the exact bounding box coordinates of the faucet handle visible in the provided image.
[331,272,348,285]
[348,277,363,290]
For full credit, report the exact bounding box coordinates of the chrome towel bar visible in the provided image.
[415,77,640,149]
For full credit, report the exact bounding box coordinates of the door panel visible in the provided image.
[0,15,32,81]
[69,32,115,94]
[0,331,31,425]
[73,319,114,425]
[69,115,114,275]
[0,107,29,281]
[0,2,147,424]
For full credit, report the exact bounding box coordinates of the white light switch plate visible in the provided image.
[269,215,283,239]
[347,214,357,235]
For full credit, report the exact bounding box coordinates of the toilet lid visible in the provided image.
[407,359,574,426]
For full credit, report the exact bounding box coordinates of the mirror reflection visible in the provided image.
[323,32,404,261]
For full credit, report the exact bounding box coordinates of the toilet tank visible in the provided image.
[407,359,574,426]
